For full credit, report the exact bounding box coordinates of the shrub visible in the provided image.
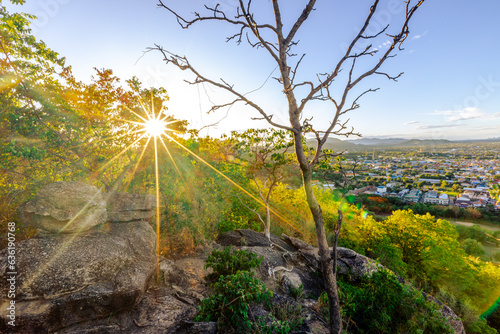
[270,302,306,332]
[196,271,272,331]
[461,238,485,257]
[205,246,263,281]
[320,270,453,333]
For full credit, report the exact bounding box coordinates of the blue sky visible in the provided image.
[5,0,500,140]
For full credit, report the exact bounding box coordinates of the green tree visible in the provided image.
[490,184,500,201]
[232,128,295,241]
[0,2,188,246]
[461,238,485,257]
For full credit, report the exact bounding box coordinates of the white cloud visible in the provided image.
[416,124,460,130]
[403,121,420,125]
[412,30,428,40]
[432,107,500,122]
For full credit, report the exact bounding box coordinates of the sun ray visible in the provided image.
[136,95,152,120]
[91,134,146,177]
[164,134,307,237]
[66,128,144,151]
[123,136,152,192]
[158,136,185,182]
[151,91,155,119]
[122,104,149,123]
[19,188,108,294]
[153,136,161,282]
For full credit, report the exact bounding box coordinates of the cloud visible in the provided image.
[432,107,500,122]
[412,30,428,40]
[416,124,460,130]
[403,121,421,125]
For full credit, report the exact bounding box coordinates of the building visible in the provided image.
[455,195,471,208]
[423,191,449,205]
[404,189,422,203]
[438,193,450,205]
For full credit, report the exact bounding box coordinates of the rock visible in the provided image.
[336,247,357,258]
[336,251,384,280]
[178,321,218,334]
[282,233,315,251]
[54,291,197,334]
[424,292,466,334]
[17,181,107,233]
[217,229,272,247]
[276,270,303,294]
[0,221,157,333]
[441,304,466,334]
[104,192,156,222]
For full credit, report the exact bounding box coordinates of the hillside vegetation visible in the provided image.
[1,4,499,333]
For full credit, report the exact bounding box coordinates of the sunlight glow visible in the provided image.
[145,118,167,137]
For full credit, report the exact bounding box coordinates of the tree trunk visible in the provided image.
[293,134,342,334]
[265,202,271,241]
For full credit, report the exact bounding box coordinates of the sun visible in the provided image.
[144,118,167,137]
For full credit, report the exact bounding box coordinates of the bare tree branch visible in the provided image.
[150,45,292,132]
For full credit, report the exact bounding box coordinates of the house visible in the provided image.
[423,191,439,204]
[438,193,450,205]
[455,195,471,208]
[404,189,422,203]
[353,186,378,195]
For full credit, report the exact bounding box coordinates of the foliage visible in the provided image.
[319,270,453,333]
[435,290,498,334]
[288,284,305,301]
[196,270,272,331]
[269,302,306,333]
[461,238,486,257]
[490,184,500,201]
[456,224,488,243]
[253,317,291,334]
[340,208,500,316]
[204,246,263,281]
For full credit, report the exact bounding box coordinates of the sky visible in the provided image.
[4,0,500,140]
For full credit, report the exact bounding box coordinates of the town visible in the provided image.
[314,140,500,214]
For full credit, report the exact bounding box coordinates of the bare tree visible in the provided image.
[152,1,425,333]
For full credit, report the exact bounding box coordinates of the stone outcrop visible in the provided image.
[0,182,157,333]
[105,192,156,222]
[17,181,107,233]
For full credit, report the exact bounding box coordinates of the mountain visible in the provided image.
[305,137,360,151]
[346,138,408,146]
[304,137,496,151]
[395,139,453,147]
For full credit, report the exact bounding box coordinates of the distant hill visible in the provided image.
[306,137,359,151]
[305,136,499,151]
[395,139,453,147]
[346,138,408,146]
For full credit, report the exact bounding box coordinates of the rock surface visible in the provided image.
[105,192,156,222]
[17,181,107,233]
[0,221,156,333]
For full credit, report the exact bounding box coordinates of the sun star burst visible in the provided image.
[144,118,167,137]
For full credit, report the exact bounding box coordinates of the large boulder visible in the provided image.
[0,220,157,333]
[105,192,156,222]
[17,181,107,233]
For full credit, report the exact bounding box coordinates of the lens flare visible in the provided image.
[145,118,166,137]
